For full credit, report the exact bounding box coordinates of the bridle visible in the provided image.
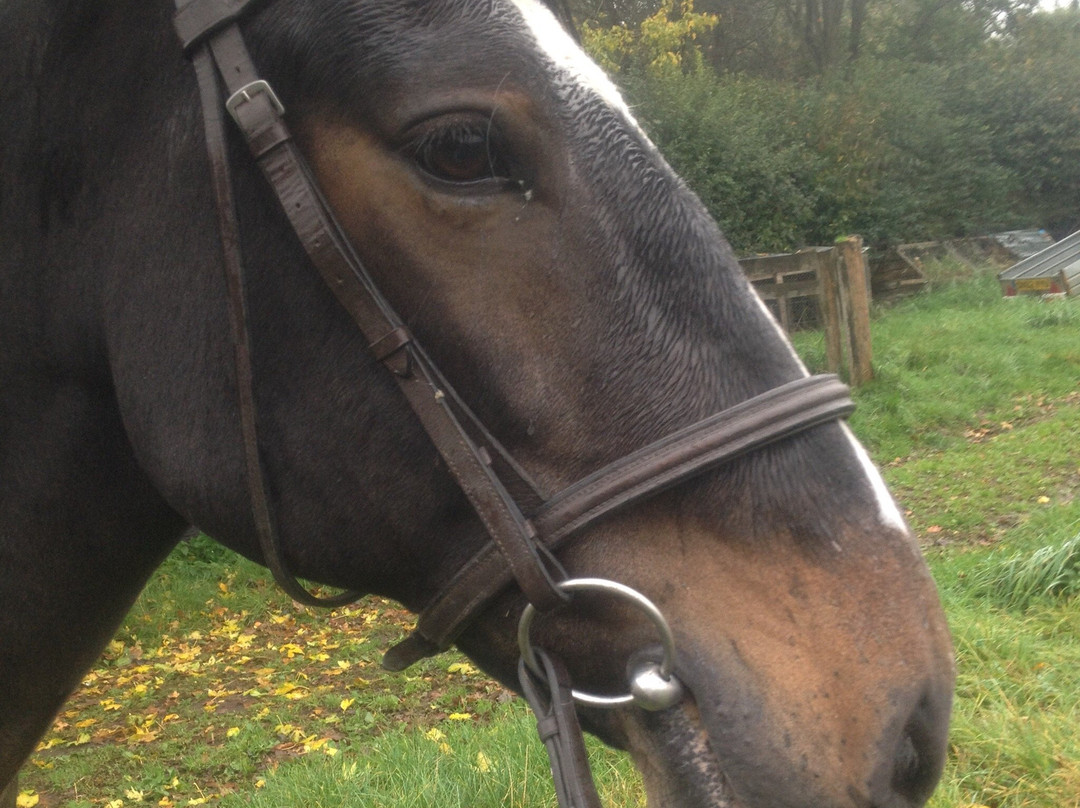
[173,0,856,804]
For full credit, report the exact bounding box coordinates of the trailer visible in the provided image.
[998,229,1080,297]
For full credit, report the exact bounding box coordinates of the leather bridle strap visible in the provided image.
[176,1,857,664]
[519,650,603,808]
[384,373,854,669]
[189,38,360,608]
[177,0,566,612]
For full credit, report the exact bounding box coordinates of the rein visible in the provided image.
[174,1,855,804]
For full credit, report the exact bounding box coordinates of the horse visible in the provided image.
[0,0,955,806]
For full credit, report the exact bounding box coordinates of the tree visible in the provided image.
[582,0,718,77]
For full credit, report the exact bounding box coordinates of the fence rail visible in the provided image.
[740,238,873,386]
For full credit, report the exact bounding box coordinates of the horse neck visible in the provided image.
[3,1,188,351]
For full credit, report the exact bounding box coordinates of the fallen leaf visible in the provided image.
[476,751,492,773]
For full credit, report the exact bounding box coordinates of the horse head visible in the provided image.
[1,0,953,805]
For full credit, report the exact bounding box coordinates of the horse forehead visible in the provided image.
[366,0,634,119]
[502,0,633,116]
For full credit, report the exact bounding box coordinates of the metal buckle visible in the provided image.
[225,80,285,124]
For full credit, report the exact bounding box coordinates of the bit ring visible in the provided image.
[517,577,681,709]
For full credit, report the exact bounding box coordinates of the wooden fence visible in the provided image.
[740,237,874,386]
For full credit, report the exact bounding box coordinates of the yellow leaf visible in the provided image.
[226,727,240,738]
[475,751,492,773]
[1037,495,1051,504]
[16,791,40,808]
[124,788,145,801]
[339,698,355,712]
[218,582,229,593]
[447,713,472,721]
[424,728,446,742]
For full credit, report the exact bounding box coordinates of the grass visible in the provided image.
[965,534,1080,610]
[18,268,1080,808]
[216,712,643,808]
[20,549,642,808]
[928,553,1080,808]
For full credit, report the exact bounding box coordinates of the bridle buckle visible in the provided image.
[225,79,284,124]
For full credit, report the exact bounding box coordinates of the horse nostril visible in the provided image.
[889,688,950,806]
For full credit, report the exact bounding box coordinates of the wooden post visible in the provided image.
[833,235,876,386]
[817,249,844,376]
[818,237,873,386]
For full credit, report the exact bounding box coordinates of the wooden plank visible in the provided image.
[818,249,843,377]
[837,236,874,385]
[751,279,822,297]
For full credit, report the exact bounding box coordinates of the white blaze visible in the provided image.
[507,0,907,537]
[842,423,908,532]
[507,0,645,132]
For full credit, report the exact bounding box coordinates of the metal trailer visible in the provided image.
[998,229,1080,297]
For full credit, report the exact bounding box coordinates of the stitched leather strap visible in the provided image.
[190,41,362,607]
[177,1,857,666]
[174,0,263,51]
[519,650,603,808]
[384,373,854,669]
[178,3,566,613]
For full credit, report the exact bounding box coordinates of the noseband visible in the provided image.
[175,1,855,803]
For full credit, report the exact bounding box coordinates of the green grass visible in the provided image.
[215,711,643,808]
[794,272,1080,461]
[927,545,1080,808]
[19,271,1080,808]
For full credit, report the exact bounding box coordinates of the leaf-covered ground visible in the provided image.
[22,569,511,808]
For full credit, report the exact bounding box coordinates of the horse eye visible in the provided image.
[408,120,508,186]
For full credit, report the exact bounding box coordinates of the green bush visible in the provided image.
[621,61,1021,252]
[594,6,1080,251]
